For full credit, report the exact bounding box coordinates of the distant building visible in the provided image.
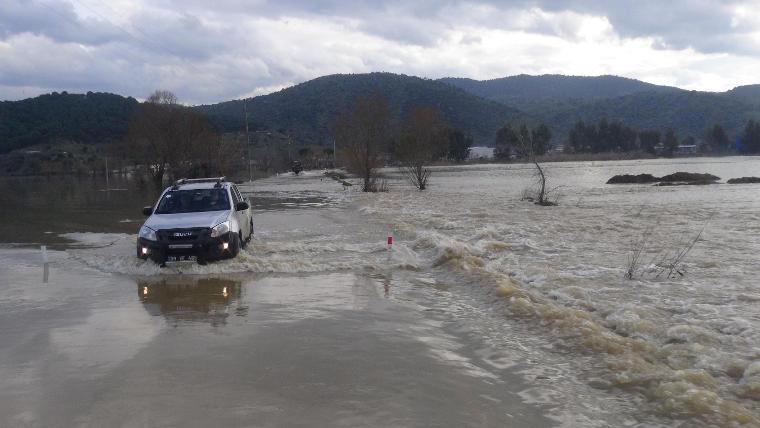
[675,145,698,155]
[468,146,495,160]
[549,144,565,153]
[654,144,699,156]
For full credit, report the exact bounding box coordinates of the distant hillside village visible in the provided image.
[2,73,760,176]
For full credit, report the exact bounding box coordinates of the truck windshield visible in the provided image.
[154,189,230,214]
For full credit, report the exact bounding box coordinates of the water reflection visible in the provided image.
[137,276,247,326]
[0,175,159,244]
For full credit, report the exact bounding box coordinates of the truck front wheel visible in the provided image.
[227,234,241,259]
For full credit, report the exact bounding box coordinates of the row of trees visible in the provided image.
[741,120,760,153]
[493,119,737,160]
[333,94,473,192]
[568,119,638,153]
[122,91,473,191]
[492,119,751,160]
[494,123,551,159]
[121,90,245,188]
[567,119,760,155]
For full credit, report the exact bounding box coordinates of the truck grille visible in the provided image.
[158,228,209,242]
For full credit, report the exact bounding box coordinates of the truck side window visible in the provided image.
[230,187,241,205]
[232,185,245,202]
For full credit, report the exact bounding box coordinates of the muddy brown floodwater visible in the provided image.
[0,173,554,428]
[2,157,760,427]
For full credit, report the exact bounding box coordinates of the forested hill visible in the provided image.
[538,90,760,139]
[440,74,760,140]
[0,92,138,153]
[439,74,681,106]
[0,74,523,153]
[726,85,760,106]
[2,73,760,155]
[197,73,526,146]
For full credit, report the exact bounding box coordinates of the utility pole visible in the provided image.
[244,100,252,182]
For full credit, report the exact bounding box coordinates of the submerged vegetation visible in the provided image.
[727,176,760,184]
[397,108,450,190]
[625,219,710,280]
[608,172,721,185]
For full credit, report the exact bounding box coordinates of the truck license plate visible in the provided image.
[167,255,196,262]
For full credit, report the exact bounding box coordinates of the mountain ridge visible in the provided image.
[197,72,528,146]
[438,74,683,105]
[2,73,759,155]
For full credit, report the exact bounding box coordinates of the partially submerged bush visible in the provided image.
[625,219,710,280]
[659,172,720,183]
[607,174,660,184]
[727,177,760,184]
[607,172,720,186]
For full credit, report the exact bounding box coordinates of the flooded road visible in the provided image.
[0,173,553,428]
[0,258,550,427]
[2,157,760,427]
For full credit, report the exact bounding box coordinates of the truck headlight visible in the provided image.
[139,226,157,241]
[211,221,230,238]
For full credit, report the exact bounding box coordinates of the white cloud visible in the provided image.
[1,0,760,103]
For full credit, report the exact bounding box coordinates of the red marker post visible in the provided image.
[387,234,393,250]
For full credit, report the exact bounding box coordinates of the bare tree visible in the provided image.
[193,133,245,178]
[396,107,448,190]
[515,124,556,206]
[123,90,216,187]
[252,145,276,175]
[333,93,393,192]
[626,225,652,280]
[251,131,292,175]
[147,90,178,105]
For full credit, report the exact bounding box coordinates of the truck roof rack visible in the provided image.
[171,177,226,190]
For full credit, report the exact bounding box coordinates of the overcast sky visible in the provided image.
[2,0,760,104]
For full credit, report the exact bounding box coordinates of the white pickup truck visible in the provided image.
[136,177,253,265]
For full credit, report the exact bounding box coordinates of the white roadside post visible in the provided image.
[41,245,49,283]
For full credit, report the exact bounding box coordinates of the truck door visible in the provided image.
[231,185,250,236]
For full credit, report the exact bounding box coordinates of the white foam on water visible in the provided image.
[66,235,372,276]
[355,159,760,426]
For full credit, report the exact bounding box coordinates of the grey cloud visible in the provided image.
[141,0,759,54]
[356,13,446,46]
[1,0,760,103]
[125,10,233,60]
[460,34,482,44]
[0,0,124,45]
[283,0,759,55]
[525,0,754,54]
[0,33,146,94]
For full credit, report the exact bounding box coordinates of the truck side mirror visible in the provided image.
[142,206,153,216]
[235,201,249,211]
